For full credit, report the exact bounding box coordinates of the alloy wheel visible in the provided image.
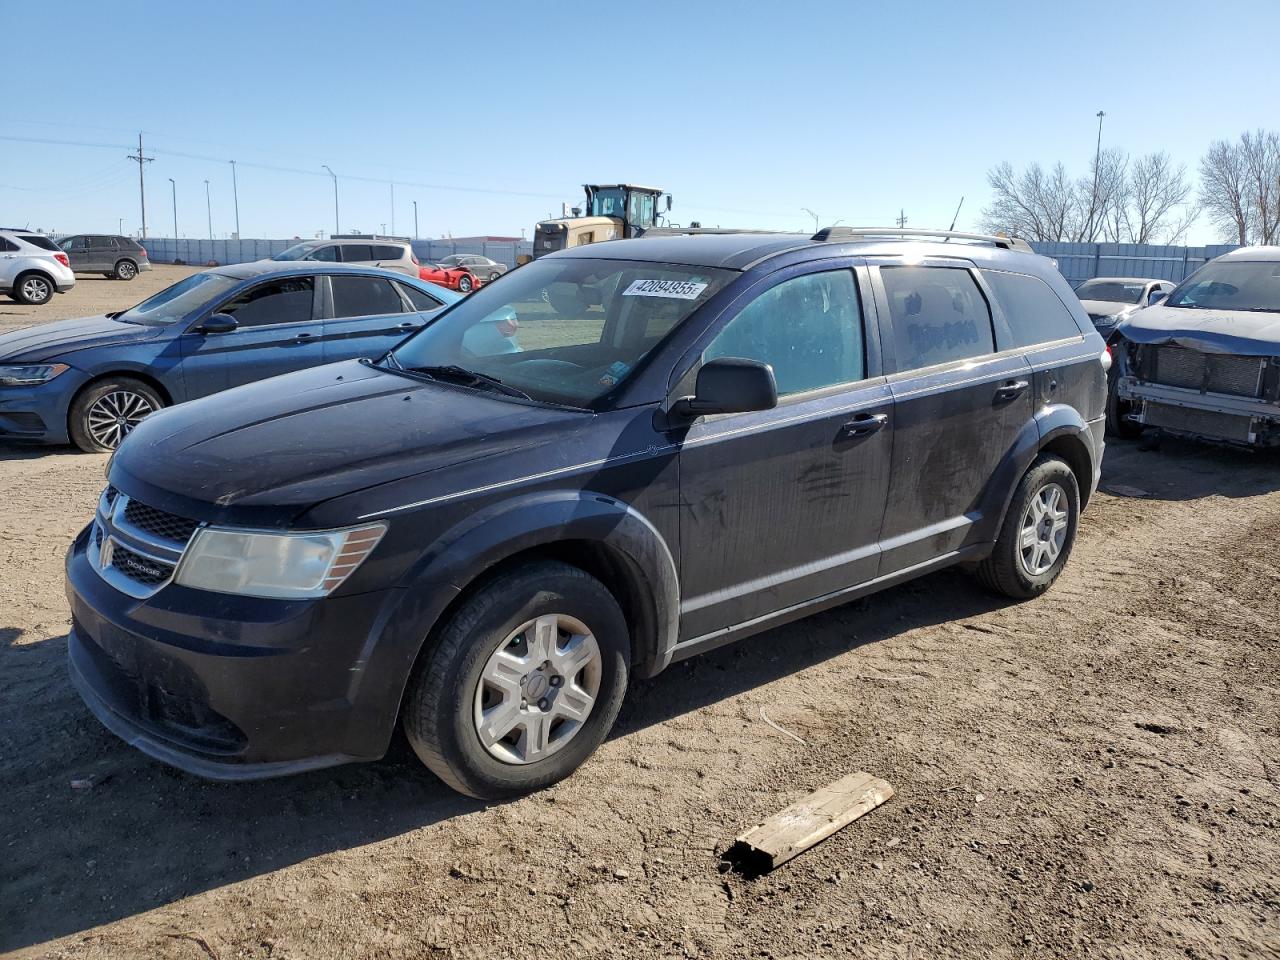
[86,390,157,449]
[1018,481,1069,576]
[473,613,602,765]
[118,261,137,280]
[21,277,51,303]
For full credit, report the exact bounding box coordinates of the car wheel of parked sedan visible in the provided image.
[402,560,630,800]
[974,453,1080,600]
[489,271,501,281]
[113,259,138,281]
[457,274,474,293]
[13,272,54,305]
[69,377,164,453]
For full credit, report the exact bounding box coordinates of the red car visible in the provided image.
[419,263,480,293]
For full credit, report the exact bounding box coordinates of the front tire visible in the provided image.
[113,259,138,281]
[457,274,474,293]
[975,454,1080,600]
[1105,361,1143,439]
[68,377,164,453]
[402,560,630,800]
[14,272,54,305]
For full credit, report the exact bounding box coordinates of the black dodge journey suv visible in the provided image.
[66,228,1108,799]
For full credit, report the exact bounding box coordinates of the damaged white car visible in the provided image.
[1110,247,1280,446]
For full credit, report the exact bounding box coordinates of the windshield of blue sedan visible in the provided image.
[386,258,735,406]
[1166,261,1280,312]
[115,272,239,325]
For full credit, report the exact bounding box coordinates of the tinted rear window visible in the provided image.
[982,270,1083,347]
[880,265,995,371]
[372,244,404,260]
[18,234,58,251]
[339,244,373,262]
[331,275,406,317]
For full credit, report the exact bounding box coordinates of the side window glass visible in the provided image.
[980,270,1083,348]
[0,237,18,252]
[309,245,340,262]
[705,270,865,396]
[398,283,443,312]
[880,266,994,371]
[373,244,403,260]
[331,275,406,318]
[219,278,314,327]
[339,244,373,262]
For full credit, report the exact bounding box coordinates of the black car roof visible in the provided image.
[550,231,1057,276]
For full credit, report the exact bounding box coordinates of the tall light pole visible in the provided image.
[1090,110,1105,238]
[117,218,123,235]
[168,178,178,241]
[229,160,241,238]
[412,200,419,239]
[323,165,339,236]
[204,179,212,239]
[801,207,819,232]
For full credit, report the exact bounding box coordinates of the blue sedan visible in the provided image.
[0,262,460,451]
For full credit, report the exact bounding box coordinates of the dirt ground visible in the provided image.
[1,283,1278,959]
[0,265,201,334]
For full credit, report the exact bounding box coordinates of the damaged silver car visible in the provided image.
[1110,247,1280,446]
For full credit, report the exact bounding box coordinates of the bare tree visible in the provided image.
[1199,131,1280,244]
[983,149,1195,244]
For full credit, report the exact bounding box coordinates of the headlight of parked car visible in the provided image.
[0,363,69,386]
[174,523,387,599]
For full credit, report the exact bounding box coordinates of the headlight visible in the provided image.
[174,523,387,599]
[0,363,68,386]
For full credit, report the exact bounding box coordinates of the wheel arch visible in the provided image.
[66,370,175,436]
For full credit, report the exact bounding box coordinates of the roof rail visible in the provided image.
[641,226,786,237]
[812,226,1033,252]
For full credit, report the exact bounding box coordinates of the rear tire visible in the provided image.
[489,271,501,281]
[975,454,1080,600]
[68,377,164,453]
[113,259,138,281]
[13,272,54,305]
[402,560,630,800]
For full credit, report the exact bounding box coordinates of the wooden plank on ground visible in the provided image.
[727,771,894,874]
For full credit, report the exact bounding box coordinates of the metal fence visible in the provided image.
[140,235,1238,284]
[140,237,534,269]
[1028,241,1240,286]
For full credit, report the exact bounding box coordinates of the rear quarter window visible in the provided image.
[373,244,405,260]
[981,270,1084,348]
[18,234,59,251]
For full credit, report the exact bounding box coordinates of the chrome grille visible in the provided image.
[1146,346,1266,398]
[122,499,200,544]
[89,485,201,598]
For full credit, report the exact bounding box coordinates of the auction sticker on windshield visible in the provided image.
[622,279,708,299]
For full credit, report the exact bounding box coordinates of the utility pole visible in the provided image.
[801,207,819,232]
[168,178,178,241]
[323,165,339,236]
[117,218,123,235]
[229,160,241,238]
[126,133,154,239]
[1090,110,1106,239]
[390,182,396,235]
[896,209,908,228]
[412,200,419,239]
[204,179,212,239]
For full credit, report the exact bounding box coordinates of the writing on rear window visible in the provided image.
[622,279,708,299]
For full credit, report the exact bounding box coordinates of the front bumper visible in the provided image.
[65,524,404,779]
[0,373,83,444]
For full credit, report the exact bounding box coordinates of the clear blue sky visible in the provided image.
[2,0,1275,243]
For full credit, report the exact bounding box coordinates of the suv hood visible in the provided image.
[110,360,589,524]
[0,315,160,362]
[1119,305,1280,356]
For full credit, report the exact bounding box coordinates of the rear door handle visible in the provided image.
[398,321,421,331]
[994,379,1029,401]
[839,412,888,439]
[294,332,315,342]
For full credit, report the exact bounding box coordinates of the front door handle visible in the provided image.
[839,412,888,439]
[398,321,421,331]
[294,332,315,342]
[994,379,1029,401]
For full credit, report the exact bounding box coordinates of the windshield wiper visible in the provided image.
[404,364,534,401]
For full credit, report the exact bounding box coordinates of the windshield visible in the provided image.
[1166,261,1280,313]
[588,188,627,218]
[1076,279,1146,304]
[386,257,735,406]
[273,242,321,261]
[116,272,239,325]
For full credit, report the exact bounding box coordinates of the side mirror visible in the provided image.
[673,358,777,418]
[1147,290,1168,306]
[199,313,238,334]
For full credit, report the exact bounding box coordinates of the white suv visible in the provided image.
[271,235,419,277]
[0,229,77,305]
